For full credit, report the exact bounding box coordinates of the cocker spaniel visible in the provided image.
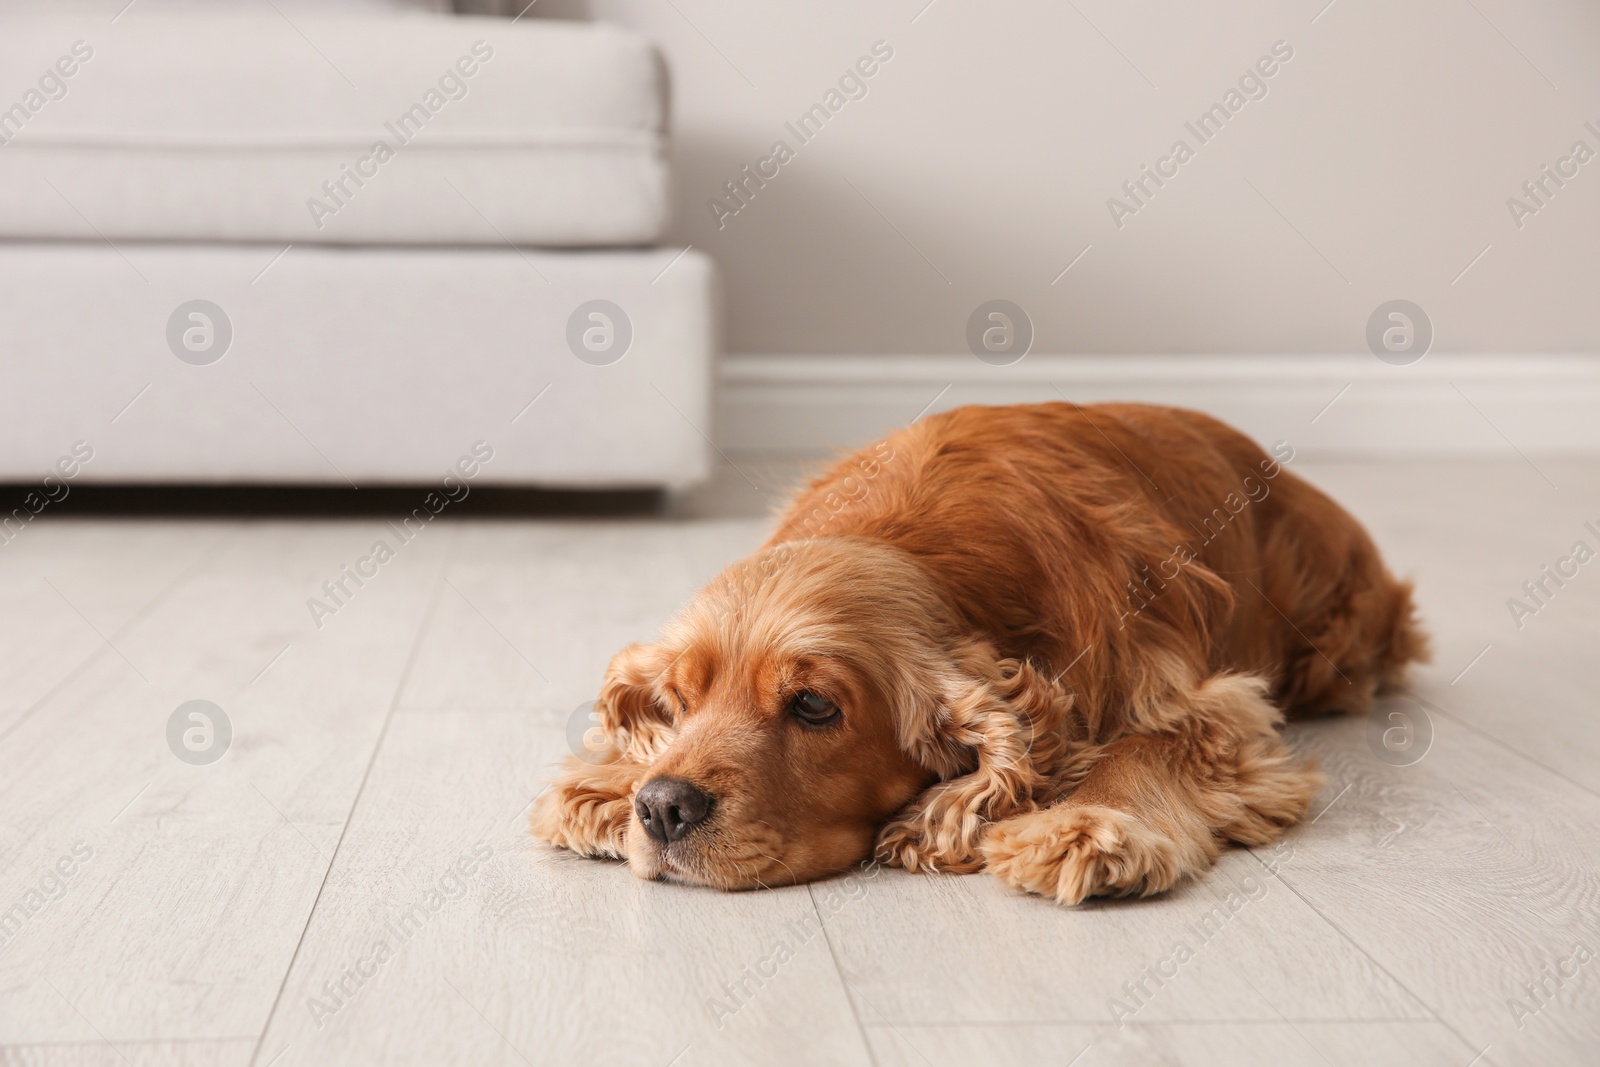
[532,402,1427,904]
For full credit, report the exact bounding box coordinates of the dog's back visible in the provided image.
[772,401,1428,728]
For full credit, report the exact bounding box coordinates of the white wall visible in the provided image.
[539,0,1600,356]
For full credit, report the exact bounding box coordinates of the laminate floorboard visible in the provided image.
[3,461,1596,1066]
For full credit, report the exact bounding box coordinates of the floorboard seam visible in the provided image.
[0,527,238,745]
[1246,851,1501,1067]
[1418,694,1600,803]
[807,884,880,1067]
[242,533,458,1067]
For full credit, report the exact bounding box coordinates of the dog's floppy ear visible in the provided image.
[596,641,677,762]
[877,637,1083,873]
[529,641,673,859]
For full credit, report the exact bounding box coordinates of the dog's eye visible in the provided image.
[789,690,840,727]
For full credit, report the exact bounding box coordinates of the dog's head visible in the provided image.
[577,537,1070,889]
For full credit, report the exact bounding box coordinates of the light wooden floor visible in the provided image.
[2,460,1598,1067]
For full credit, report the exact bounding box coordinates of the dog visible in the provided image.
[531,402,1427,904]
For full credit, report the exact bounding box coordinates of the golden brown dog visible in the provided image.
[531,402,1427,904]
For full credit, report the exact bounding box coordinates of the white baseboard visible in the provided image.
[716,353,1600,457]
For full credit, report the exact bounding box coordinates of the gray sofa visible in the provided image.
[0,0,715,487]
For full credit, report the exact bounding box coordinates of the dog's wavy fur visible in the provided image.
[532,403,1428,904]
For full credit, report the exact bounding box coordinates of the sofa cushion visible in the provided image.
[0,11,667,245]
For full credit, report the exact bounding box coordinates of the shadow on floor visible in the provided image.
[0,484,667,519]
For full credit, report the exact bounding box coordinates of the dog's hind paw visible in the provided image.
[980,804,1184,905]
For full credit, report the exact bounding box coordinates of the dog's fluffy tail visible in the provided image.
[1376,576,1431,693]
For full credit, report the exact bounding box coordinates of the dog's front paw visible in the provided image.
[529,757,643,860]
[875,799,988,874]
[981,805,1182,905]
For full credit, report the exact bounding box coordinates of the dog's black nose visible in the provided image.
[635,777,713,843]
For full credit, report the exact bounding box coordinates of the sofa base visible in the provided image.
[0,243,715,488]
